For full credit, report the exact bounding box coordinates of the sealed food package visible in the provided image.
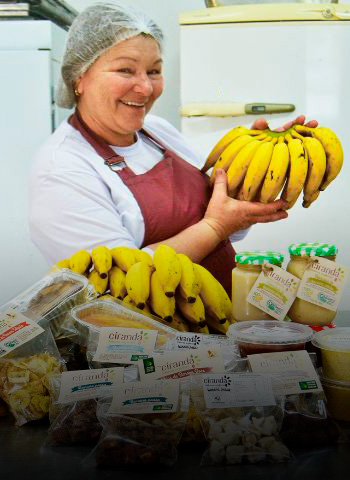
[191,374,291,465]
[83,379,189,467]
[279,393,341,448]
[46,367,123,446]
[0,314,65,426]
[67,300,178,350]
[0,270,90,338]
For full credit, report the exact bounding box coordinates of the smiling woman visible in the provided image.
[28,2,293,296]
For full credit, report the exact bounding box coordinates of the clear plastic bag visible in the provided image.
[0,270,90,339]
[279,393,341,448]
[191,375,291,465]
[83,382,189,468]
[0,328,65,426]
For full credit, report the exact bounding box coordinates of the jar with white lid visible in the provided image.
[232,250,284,322]
[286,243,338,326]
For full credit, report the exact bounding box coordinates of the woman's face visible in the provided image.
[76,35,164,146]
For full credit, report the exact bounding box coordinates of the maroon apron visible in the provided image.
[69,110,236,295]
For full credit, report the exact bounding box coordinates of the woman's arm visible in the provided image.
[147,169,288,262]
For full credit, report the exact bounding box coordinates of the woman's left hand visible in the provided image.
[251,114,318,132]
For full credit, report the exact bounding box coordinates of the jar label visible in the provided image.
[0,310,44,358]
[296,257,349,311]
[247,264,300,321]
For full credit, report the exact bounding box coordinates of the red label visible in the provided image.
[0,322,29,342]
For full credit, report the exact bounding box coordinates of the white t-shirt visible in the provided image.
[28,114,249,265]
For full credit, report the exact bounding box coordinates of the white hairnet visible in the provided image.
[56,2,164,109]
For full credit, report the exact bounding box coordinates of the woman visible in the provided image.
[28,3,317,295]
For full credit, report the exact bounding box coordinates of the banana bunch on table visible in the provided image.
[203,124,343,209]
[54,245,235,334]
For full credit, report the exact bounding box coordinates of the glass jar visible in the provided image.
[232,250,284,322]
[286,243,338,326]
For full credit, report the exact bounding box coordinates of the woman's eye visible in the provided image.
[118,68,133,74]
[148,69,161,76]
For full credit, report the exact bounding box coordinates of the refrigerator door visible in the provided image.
[180,15,350,311]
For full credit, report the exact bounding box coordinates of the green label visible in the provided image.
[153,404,173,411]
[299,380,318,391]
[130,354,149,361]
[143,357,155,374]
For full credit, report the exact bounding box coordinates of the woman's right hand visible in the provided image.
[202,169,289,241]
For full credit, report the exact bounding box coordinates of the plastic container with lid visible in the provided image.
[232,250,284,322]
[311,327,350,382]
[286,243,338,326]
[321,376,350,422]
[227,320,313,358]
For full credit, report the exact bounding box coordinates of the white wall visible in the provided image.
[67,0,204,129]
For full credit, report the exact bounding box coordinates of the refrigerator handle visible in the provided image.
[180,102,295,117]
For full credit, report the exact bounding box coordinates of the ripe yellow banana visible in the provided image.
[302,189,320,208]
[111,247,137,272]
[302,137,327,203]
[169,312,190,332]
[153,245,182,297]
[88,269,108,295]
[125,261,152,309]
[202,126,251,173]
[242,139,276,201]
[91,246,112,279]
[149,270,175,322]
[176,293,206,327]
[69,250,91,275]
[134,249,154,268]
[295,125,344,191]
[108,266,127,299]
[177,253,198,303]
[54,259,71,270]
[259,137,290,203]
[281,135,308,209]
[189,324,210,334]
[216,280,235,324]
[226,139,262,196]
[98,294,117,303]
[193,264,227,325]
[209,134,256,185]
[206,316,230,334]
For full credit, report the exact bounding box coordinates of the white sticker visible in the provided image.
[247,350,323,395]
[109,379,180,414]
[247,264,300,321]
[138,347,225,381]
[57,367,124,403]
[320,334,350,348]
[175,333,204,350]
[203,373,276,408]
[296,257,349,311]
[0,310,44,357]
[92,327,158,364]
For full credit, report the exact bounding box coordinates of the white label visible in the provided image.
[0,310,44,357]
[175,332,234,350]
[109,379,180,414]
[247,264,300,321]
[296,257,349,311]
[321,334,350,348]
[138,347,225,381]
[247,351,323,395]
[203,373,276,408]
[92,327,158,364]
[57,367,124,403]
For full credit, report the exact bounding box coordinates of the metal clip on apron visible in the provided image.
[69,109,236,295]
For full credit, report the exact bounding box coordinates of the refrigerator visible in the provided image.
[0,20,68,305]
[179,3,350,313]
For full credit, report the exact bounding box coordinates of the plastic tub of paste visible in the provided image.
[311,328,350,382]
[227,320,313,358]
[321,376,350,421]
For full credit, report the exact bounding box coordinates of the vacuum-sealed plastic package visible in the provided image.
[191,375,291,465]
[0,270,90,338]
[0,320,65,426]
[83,379,189,467]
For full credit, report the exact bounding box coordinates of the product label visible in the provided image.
[247,350,323,395]
[138,347,225,381]
[247,264,300,321]
[0,310,44,357]
[203,373,276,408]
[92,327,158,364]
[321,334,350,348]
[175,332,235,351]
[57,367,123,403]
[109,379,180,414]
[296,257,349,311]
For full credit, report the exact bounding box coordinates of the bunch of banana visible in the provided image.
[53,245,235,335]
[205,123,343,209]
